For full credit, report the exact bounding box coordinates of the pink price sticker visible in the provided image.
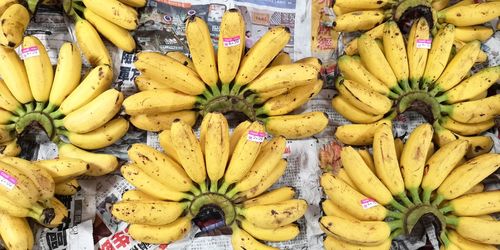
[247,130,266,143]
[223,36,241,47]
[416,39,432,49]
[21,46,40,59]
[0,170,17,190]
[360,198,379,209]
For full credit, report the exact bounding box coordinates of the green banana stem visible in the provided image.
[25,102,34,113]
[195,96,207,106]
[397,193,414,208]
[3,124,15,131]
[387,91,400,100]
[209,85,221,96]
[14,107,26,117]
[409,188,422,205]
[387,210,403,219]
[72,2,85,12]
[387,219,404,231]
[390,228,403,239]
[189,186,201,196]
[440,231,452,247]
[42,103,56,113]
[218,181,230,194]
[439,205,453,215]
[209,180,219,193]
[230,84,243,96]
[431,194,445,207]
[198,181,208,193]
[34,102,45,112]
[391,84,405,96]
[201,90,213,100]
[53,119,64,128]
[399,79,412,93]
[254,107,266,117]
[444,215,459,227]
[410,79,420,90]
[8,115,19,123]
[26,0,40,14]
[434,94,449,103]
[429,86,442,97]
[183,193,195,201]
[422,189,433,204]
[397,91,441,123]
[389,200,408,213]
[439,104,453,114]
[50,109,64,119]
[15,112,55,139]
[226,187,239,199]
[221,84,231,96]
[56,129,69,137]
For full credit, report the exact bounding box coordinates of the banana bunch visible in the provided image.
[64,0,144,66]
[113,114,307,247]
[320,123,500,249]
[123,9,328,139]
[0,156,70,250]
[333,19,499,157]
[0,36,127,176]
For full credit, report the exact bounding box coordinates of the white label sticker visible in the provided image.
[21,46,40,59]
[223,36,241,47]
[0,170,16,190]
[416,39,432,49]
[247,130,266,143]
[361,198,379,209]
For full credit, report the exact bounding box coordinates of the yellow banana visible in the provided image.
[40,197,68,228]
[218,9,245,85]
[445,216,500,245]
[437,2,500,26]
[203,113,230,191]
[447,229,497,250]
[336,78,392,115]
[58,143,118,176]
[121,189,155,201]
[165,51,197,73]
[129,110,196,132]
[231,225,278,250]
[84,8,135,52]
[157,129,180,163]
[134,75,176,91]
[0,213,33,250]
[62,117,129,150]
[263,111,329,139]
[62,89,124,133]
[335,119,391,145]
[128,216,192,244]
[0,0,16,16]
[0,46,32,104]
[407,18,430,89]
[246,63,319,93]
[229,120,251,156]
[185,16,218,86]
[440,190,500,216]
[270,51,292,67]
[321,199,357,220]
[440,94,500,124]
[0,139,20,157]
[83,0,138,30]
[0,3,29,48]
[335,0,395,9]
[242,187,295,207]
[439,116,495,136]
[333,10,385,32]
[117,0,146,7]
[454,134,494,159]
[237,199,307,229]
[455,26,493,42]
[432,0,450,10]
[111,200,187,225]
[235,158,286,200]
[331,95,384,124]
[383,21,409,91]
[0,161,40,208]
[0,109,13,124]
[54,178,80,195]
[239,219,299,242]
[36,158,89,183]
[254,88,289,104]
[0,79,22,113]
[123,89,197,116]
[22,35,53,105]
[75,17,111,67]
[463,183,484,195]
[323,236,392,250]
[422,24,455,86]
[344,22,385,56]
[358,149,375,173]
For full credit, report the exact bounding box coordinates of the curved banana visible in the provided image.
[134,75,176,91]
[130,110,196,132]
[239,219,299,242]
[123,89,197,116]
[422,24,455,86]
[0,79,22,113]
[437,2,500,26]
[112,200,187,225]
[455,26,493,42]
[128,216,192,244]
[40,197,68,228]
[36,158,89,183]
[333,10,386,32]
[0,213,33,250]
[237,199,307,229]
[121,189,155,201]
[344,22,385,56]
[62,117,129,150]
[269,51,292,67]
[383,21,409,90]
[231,225,278,250]
[263,111,328,139]
[331,95,384,124]
[246,63,319,93]
[235,158,286,200]
[0,139,21,157]
[75,17,112,67]
[117,0,146,7]
[0,3,29,48]
[58,143,118,176]
[22,36,53,104]
[321,199,357,220]
[204,113,230,191]
[440,94,500,124]
[407,18,430,89]
[447,229,497,250]
[323,236,392,250]
[83,0,138,30]
[84,8,135,52]
[440,190,500,216]
[165,51,197,72]
[336,78,392,115]
[445,216,500,245]
[335,0,395,9]
[335,119,391,146]
[54,178,80,195]
[157,129,180,163]
[242,187,295,206]
[0,46,33,104]
[439,116,495,136]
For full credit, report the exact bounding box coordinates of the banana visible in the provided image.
[438,66,500,104]
[319,215,395,246]
[335,119,391,146]
[83,0,138,30]
[440,190,500,216]
[431,40,481,93]
[407,18,430,89]
[229,120,251,155]
[437,2,500,26]
[231,225,278,250]
[439,116,495,136]
[239,219,299,242]
[455,134,494,159]
[331,95,384,123]
[0,194,44,219]
[242,187,295,206]
[0,161,40,208]
[234,26,291,86]
[117,0,146,7]
[358,34,400,93]
[157,129,180,163]
[455,26,493,42]
[36,158,89,183]
[228,137,286,196]
[420,139,469,203]
[433,153,500,205]
[254,88,289,104]
[134,75,176,91]
[54,178,80,195]
[0,213,33,250]
[337,168,358,191]
[334,0,395,9]
[0,46,33,104]
[323,236,392,250]
[0,156,55,200]
[127,143,194,193]
[0,79,22,113]
[463,183,484,195]
[217,9,245,85]
[84,8,135,52]
[0,3,29,48]
[0,139,20,157]
[263,111,328,139]
[134,52,206,95]
[321,199,357,220]
[320,173,388,221]
[75,17,112,67]
[333,10,386,32]
[130,110,196,132]
[62,117,129,150]
[203,113,230,191]
[246,63,319,93]
[270,51,292,67]
[422,24,455,86]
[344,22,385,56]
[165,51,197,73]
[432,0,450,10]
[122,189,155,201]
[62,89,123,133]
[123,89,197,116]
[58,143,118,176]
[235,159,287,200]
[40,197,68,228]
[440,95,500,124]
[128,216,192,244]
[358,149,375,173]
[58,64,113,115]
[257,79,323,116]
[383,21,409,91]
[446,216,500,244]
[121,163,193,201]
[0,0,16,16]
[447,229,497,250]
[336,78,392,115]
[185,15,218,86]
[237,199,307,229]
[47,42,82,110]
[111,200,187,225]
[22,36,53,104]
[332,4,357,16]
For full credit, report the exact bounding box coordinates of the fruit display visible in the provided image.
[320,123,500,249]
[0,156,71,250]
[334,0,499,55]
[123,9,329,139]
[112,114,308,247]
[0,36,127,177]
[0,1,29,48]
[333,18,499,156]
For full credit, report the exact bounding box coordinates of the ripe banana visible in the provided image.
[0,139,20,157]
[123,89,197,116]
[335,119,391,146]
[134,75,176,91]
[439,116,495,136]
[165,51,197,72]
[440,94,500,124]
[344,22,385,56]
[203,113,230,191]
[440,190,500,216]
[121,189,155,201]
[321,199,357,220]
[112,200,187,225]
[231,225,278,250]
[323,236,392,250]
[0,161,41,208]
[263,111,329,139]
[337,55,391,96]
[0,79,22,113]
[383,21,409,91]
[331,95,384,123]
[229,120,251,156]
[0,46,33,104]
[0,0,16,16]
[36,158,89,183]
[455,26,494,42]
[130,110,196,132]
[157,129,180,163]
[0,213,33,250]
[128,215,192,244]
[333,10,385,32]
[22,36,53,104]
[446,216,500,244]
[437,2,500,26]
[242,187,295,207]
[185,16,218,86]
[239,219,299,242]
[246,63,319,93]
[422,24,455,86]
[358,149,375,173]
[75,17,112,67]
[58,143,118,176]
[336,78,392,115]
[62,117,129,150]
[270,51,292,67]
[84,8,135,52]
[0,3,29,48]
[218,9,245,86]
[447,229,497,250]
[83,0,138,30]
[237,199,307,229]
[40,197,68,228]
[234,26,291,86]
[335,0,395,9]
[54,178,80,195]
[407,18,430,89]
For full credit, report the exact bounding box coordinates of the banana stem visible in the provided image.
[439,104,453,114]
[410,79,420,90]
[409,188,422,205]
[235,206,244,216]
[56,128,68,136]
[221,84,230,95]
[254,107,265,117]
[439,205,453,215]
[53,119,64,128]
[429,87,441,97]
[4,124,15,131]
[25,102,34,112]
[387,210,403,219]
[42,103,56,113]
[72,2,85,12]
[209,180,219,193]
[387,91,400,99]
[432,194,445,207]
[226,187,239,199]
[391,85,404,95]
[422,189,432,204]
[387,219,403,231]
[209,85,221,96]
[440,231,452,247]
[184,193,195,201]
[50,110,63,119]
[218,181,230,194]
[230,84,242,96]
[34,102,45,112]
[390,228,403,239]
[189,186,201,196]
[397,193,414,207]
[444,215,459,227]
[8,115,19,123]
[198,181,208,193]
[389,200,407,213]
[400,80,412,93]
[202,90,213,100]
[14,107,26,117]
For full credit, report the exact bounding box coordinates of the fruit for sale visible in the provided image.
[445,216,500,244]
[0,213,33,250]
[0,3,29,48]
[54,178,80,195]
[111,200,188,225]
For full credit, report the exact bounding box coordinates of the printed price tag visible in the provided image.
[416,39,432,49]
[247,130,266,143]
[0,170,16,190]
[360,198,379,209]
[223,36,241,47]
[21,46,40,59]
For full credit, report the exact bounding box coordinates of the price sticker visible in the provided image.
[360,198,379,209]
[416,39,432,49]
[21,46,40,59]
[223,36,241,47]
[0,170,17,190]
[247,130,266,143]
